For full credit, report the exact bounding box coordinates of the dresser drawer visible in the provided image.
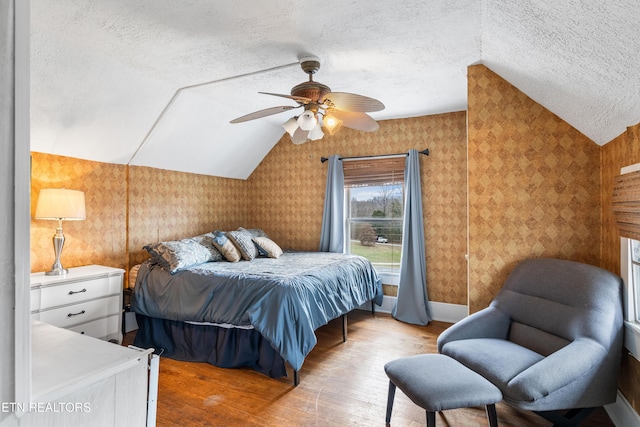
[38,295,120,329]
[39,276,115,310]
[68,315,120,341]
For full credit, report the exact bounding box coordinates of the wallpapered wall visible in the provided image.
[30,154,251,274]
[31,152,128,273]
[127,166,250,266]
[600,123,640,414]
[247,112,469,305]
[467,64,601,312]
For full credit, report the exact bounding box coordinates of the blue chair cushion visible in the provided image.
[440,338,544,395]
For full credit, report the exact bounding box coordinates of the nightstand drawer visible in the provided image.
[38,295,120,329]
[68,315,120,340]
[39,276,114,310]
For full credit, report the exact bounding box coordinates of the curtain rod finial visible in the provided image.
[420,149,429,156]
[320,157,329,163]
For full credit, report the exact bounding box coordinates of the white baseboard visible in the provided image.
[605,389,640,427]
[358,296,468,324]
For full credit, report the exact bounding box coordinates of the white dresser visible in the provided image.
[30,265,125,344]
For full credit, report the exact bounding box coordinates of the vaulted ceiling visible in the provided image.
[31,1,640,179]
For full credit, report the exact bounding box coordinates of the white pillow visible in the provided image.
[253,237,283,258]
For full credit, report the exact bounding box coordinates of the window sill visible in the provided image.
[624,321,640,362]
[378,272,399,286]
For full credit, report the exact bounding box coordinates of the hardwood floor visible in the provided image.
[124,310,615,426]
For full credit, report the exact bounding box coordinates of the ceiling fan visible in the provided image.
[230,56,385,144]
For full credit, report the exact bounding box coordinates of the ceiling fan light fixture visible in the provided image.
[308,123,324,141]
[290,128,309,145]
[322,113,343,135]
[297,110,317,131]
[282,116,299,136]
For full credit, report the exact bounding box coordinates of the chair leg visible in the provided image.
[485,404,499,427]
[385,381,396,425]
[426,411,436,427]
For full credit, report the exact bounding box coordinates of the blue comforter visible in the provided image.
[131,252,382,371]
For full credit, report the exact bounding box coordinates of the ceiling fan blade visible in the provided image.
[322,92,385,112]
[330,110,380,132]
[230,105,298,123]
[259,92,312,104]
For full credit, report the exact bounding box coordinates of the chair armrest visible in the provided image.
[437,307,511,353]
[507,338,606,401]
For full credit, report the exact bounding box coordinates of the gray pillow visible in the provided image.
[191,232,223,262]
[228,228,258,261]
[144,238,212,274]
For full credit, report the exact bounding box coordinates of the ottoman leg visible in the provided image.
[486,404,499,427]
[385,381,396,424]
[426,411,436,427]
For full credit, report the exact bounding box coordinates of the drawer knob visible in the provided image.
[67,310,86,317]
[68,288,87,295]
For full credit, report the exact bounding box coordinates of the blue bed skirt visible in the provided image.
[133,314,288,378]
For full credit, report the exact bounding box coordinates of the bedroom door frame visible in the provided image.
[14,0,32,413]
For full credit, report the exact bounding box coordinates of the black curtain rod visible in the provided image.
[320,148,429,163]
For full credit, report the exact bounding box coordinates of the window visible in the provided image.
[621,237,640,361]
[630,239,640,323]
[616,162,640,361]
[343,156,405,284]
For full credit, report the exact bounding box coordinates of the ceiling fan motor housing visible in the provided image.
[290,81,331,103]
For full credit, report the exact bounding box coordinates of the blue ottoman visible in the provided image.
[384,354,502,426]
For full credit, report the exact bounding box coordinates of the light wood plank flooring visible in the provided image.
[124,310,614,426]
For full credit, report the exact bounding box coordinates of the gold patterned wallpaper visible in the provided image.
[247,112,469,305]
[467,64,601,313]
[30,155,251,274]
[600,123,640,414]
[31,152,128,273]
[127,166,250,267]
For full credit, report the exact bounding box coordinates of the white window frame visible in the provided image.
[344,187,403,286]
[619,162,640,362]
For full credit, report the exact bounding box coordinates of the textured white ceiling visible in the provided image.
[30,0,640,179]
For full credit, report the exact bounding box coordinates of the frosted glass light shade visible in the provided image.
[297,110,317,131]
[282,116,299,136]
[308,123,324,140]
[290,128,309,145]
[323,113,343,135]
[35,189,86,220]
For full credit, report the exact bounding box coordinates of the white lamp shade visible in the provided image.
[308,123,324,140]
[291,128,309,145]
[35,188,86,220]
[282,116,299,136]
[297,110,317,131]
[323,113,343,135]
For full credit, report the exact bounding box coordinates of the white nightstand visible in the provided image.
[30,265,125,343]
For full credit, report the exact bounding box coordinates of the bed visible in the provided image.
[131,241,383,385]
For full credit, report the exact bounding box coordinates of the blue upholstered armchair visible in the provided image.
[437,258,624,425]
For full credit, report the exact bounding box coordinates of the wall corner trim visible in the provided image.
[605,389,640,427]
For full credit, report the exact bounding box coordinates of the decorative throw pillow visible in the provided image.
[211,231,241,262]
[240,227,269,239]
[227,228,258,261]
[252,236,283,259]
[143,238,212,273]
[191,232,223,262]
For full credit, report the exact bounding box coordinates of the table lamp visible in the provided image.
[34,188,86,275]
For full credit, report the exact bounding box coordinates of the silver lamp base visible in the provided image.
[46,225,68,276]
[45,265,69,276]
